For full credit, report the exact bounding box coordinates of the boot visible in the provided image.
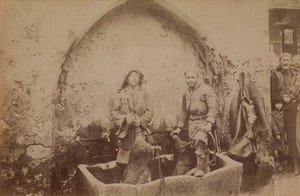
[293,158,300,176]
[185,155,205,177]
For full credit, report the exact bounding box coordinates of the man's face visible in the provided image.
[293,56,300,70]
[280,56,292,70]
[282,94,291,103]
[128,72,139,87]
[185,71,198,88]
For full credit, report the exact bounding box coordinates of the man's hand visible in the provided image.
[133,116,140,127]
[202,122,213,133]
[125,114,135,124]
[146,145,162,152]
[150,145,162,151]
[276,135,281,141]
[170,127,181,138]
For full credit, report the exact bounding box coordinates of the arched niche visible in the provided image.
[51,1,227,192]
[54,0,220,140]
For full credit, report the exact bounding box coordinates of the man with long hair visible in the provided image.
[111,70,159,184]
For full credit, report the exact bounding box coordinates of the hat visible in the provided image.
[184,69,200,77]
[279,53,292,62]
[272,97,283,105]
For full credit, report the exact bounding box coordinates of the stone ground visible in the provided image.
[240,172,300,196]
[274,173,300,196]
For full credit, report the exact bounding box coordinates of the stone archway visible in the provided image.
[54,0,222,133]
[52,0,224,193]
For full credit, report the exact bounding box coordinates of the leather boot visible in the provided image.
[293,158,300,176]
[185,155,205,177]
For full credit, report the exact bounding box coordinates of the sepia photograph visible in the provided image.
[0,0,300,195]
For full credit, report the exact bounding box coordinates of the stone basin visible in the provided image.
[76,153,243,196]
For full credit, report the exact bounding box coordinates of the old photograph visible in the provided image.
[0,0,299,195]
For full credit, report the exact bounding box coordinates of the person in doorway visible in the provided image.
[271,53,300,175]
[171,70,218,177]
[282,87,300,176]
[271,53,298,106]
[271,97,288,172]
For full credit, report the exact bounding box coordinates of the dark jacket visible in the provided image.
[271,109,287,153]
[177,81,218,128]
[110,70,153,164]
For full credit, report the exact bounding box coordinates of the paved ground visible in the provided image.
[240,173,300,196]
[274,173,300,196]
